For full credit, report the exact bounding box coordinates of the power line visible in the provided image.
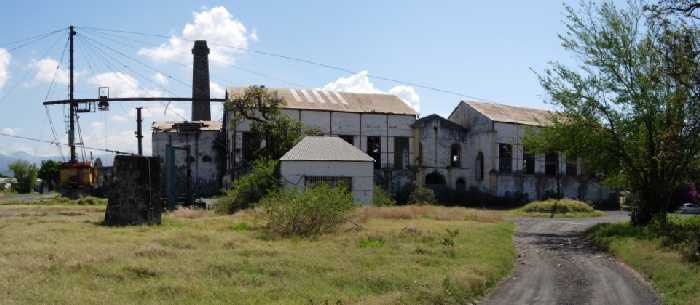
[1,27,67,51]
[79,26,491,101]
[0,131,133,155]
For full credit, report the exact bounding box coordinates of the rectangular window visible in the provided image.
[524,148,535,174]
[304,176,352,189]
[394,137,409,169]
[241,132,260,165]
[339,135,354,145]
[545,152,559,176]
[367,136,381,169]
[499,144,513,173]
[566,156,577,176]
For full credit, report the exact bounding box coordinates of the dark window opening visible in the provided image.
[394,137,409,169]
[456,178,466,192]
[499,144,513,173]
[450,144,462,168]
[202,155,212,163]
[566,156,577,176]
[524,149,535,174]
[425,171,446,185]
[305,176,352,189]
[545,152,559,176]
[367,136,381,169]
[339,135,354,145]
[418,142,423,166]
[242,132,260,165]
[475,152,484,181]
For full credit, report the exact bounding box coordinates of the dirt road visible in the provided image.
[479,212,660,305]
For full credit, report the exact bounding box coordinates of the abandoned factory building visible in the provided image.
[223,87,418,193]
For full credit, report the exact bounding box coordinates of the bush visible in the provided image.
[408,186,436,205]
[373,185,396,206]
[519,199,596,214]
[216,160,279,214]
[260,184,356,237]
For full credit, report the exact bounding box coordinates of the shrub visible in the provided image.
[408,186,436,205]
[373,185,396,206]
[260,184,356,237]
[216,160,279,214]
[519,199,596,214]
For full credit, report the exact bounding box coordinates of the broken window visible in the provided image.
[545,152,559,176]
[339,135,354,145]
[523,148,535,174]
[305,176,352,189]
[566,156,577,176]
[499,144,513,173]
[394,137,409,169]
[450,144,462,168]
[242,132,260,166]
[367,136,381,169]
[475,152,484,181]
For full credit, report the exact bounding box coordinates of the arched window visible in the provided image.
[475,152,484,181]
[456,177,466,192]
[450,144,462,168]
[425,171,446,185]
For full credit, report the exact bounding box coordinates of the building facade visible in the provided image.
[223,88,418,193]
[151,121,223,197]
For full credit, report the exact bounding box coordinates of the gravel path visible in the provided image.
[479,211,660,305]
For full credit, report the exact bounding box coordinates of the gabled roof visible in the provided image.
[461,101,554,126]
[280,136,374,162]
[414,114,466,130]
[227,87,417,116]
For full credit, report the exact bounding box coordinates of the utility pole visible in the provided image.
[68,25,77,163]
[135,107,143,156]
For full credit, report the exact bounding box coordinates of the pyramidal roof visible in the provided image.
[280,136,374,162]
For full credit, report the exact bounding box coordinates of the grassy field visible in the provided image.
[0,205,514,305]
[588,216,700,305]
[511,198,606,218]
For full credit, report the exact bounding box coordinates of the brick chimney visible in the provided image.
[191,40,211,121]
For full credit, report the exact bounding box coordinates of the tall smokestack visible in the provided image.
[191,40,211,121]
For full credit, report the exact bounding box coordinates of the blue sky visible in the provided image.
[0,0,617,158]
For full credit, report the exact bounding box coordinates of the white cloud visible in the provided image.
[152,72,168,86]
[138,6,255,66]
[89,72,163,97]
[1,127,17,136]
[0,49,10,89]
[323,71,421,113]
[389,85,421,113]
[210,81,225,98]
[90,121,105,129]
[110,115,128,123]
[128,104,187,122]
[29,58,69,85]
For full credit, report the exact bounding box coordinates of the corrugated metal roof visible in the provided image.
[227,87,418,116]
[280,136,374,162]
[414,114,466,130]
[463,101,554,126]
[152,121,222,132]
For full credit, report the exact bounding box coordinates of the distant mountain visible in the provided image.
[0,152,114,176]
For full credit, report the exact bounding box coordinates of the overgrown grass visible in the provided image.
[512,198,605,218]
[587,216,700,305]
[0,205,515,305]
[0,195,106,206]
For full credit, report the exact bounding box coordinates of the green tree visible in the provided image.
[10,160,38,194]
[531,1,700,226]
[225,85,320,163]
[38,160,61,190]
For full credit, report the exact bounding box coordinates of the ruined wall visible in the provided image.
[491,173,613,203]
[414,117,470,190]
[104,156,162,226]
[152,129,221,197]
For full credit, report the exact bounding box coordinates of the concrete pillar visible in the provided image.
[192,40,211,121]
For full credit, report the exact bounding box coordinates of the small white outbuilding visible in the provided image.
[280,136,374,205]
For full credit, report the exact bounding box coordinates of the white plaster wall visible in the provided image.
[152,130,221,195]
[280,160,374,205]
